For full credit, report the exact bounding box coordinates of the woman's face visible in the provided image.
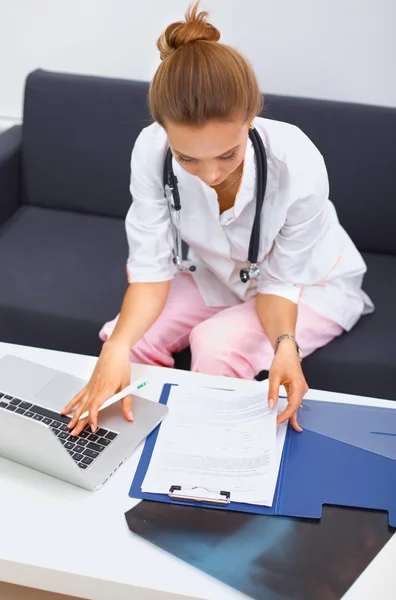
[165,119,250,187]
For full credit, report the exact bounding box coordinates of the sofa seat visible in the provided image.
[0,206,127,355]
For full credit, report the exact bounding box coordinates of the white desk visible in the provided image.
[0,342,394,600]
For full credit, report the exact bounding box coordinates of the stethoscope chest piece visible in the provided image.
[239,263,260,283]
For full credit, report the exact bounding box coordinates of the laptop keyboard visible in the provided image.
[0,392,119,470]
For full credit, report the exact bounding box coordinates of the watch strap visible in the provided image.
[274,334,303,362]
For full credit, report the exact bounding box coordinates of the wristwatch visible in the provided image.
[274,334,303,362]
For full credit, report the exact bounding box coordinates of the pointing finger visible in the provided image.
[71,417,89,437]
[62,386,87,416]
[88,390,111,433]
[67,397,89,430]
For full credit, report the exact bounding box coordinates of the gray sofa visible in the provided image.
[1,69,395,399]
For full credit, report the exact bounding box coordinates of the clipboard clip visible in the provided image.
[169,485,231,505]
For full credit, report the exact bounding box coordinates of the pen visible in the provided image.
[78,379,148,420]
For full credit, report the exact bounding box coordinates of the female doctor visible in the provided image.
[64,2,372,436]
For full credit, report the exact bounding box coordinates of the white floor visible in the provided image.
[0,582,84,600]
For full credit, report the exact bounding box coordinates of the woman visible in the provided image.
[63,2,373,436]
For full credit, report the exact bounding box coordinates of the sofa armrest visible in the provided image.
[0,125,22,227]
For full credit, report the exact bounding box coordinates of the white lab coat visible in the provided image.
[125,117,374,331]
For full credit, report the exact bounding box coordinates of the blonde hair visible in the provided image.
[149,1,263,127]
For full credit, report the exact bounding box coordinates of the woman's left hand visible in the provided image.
[267,339,308,432]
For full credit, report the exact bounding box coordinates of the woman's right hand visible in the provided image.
[61,340,133,436]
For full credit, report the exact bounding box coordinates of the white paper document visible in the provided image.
[141,383,287,506]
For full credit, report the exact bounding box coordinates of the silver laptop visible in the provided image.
[0,355,168,490]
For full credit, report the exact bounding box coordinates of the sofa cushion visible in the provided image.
[0,206,128,355]
[301,252,396,400]
[22,69,150,219]
[263,96,396,255]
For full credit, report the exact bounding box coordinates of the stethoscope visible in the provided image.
[163,127,268,283]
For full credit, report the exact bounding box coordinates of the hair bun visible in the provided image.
[157,1,220,61]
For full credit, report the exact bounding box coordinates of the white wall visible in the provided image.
[0,0,395,130]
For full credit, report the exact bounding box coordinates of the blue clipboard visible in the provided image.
[129,384,396,526]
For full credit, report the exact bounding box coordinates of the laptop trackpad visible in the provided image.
[35,374,87,412]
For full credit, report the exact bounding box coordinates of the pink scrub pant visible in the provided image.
[100,273,343,379]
